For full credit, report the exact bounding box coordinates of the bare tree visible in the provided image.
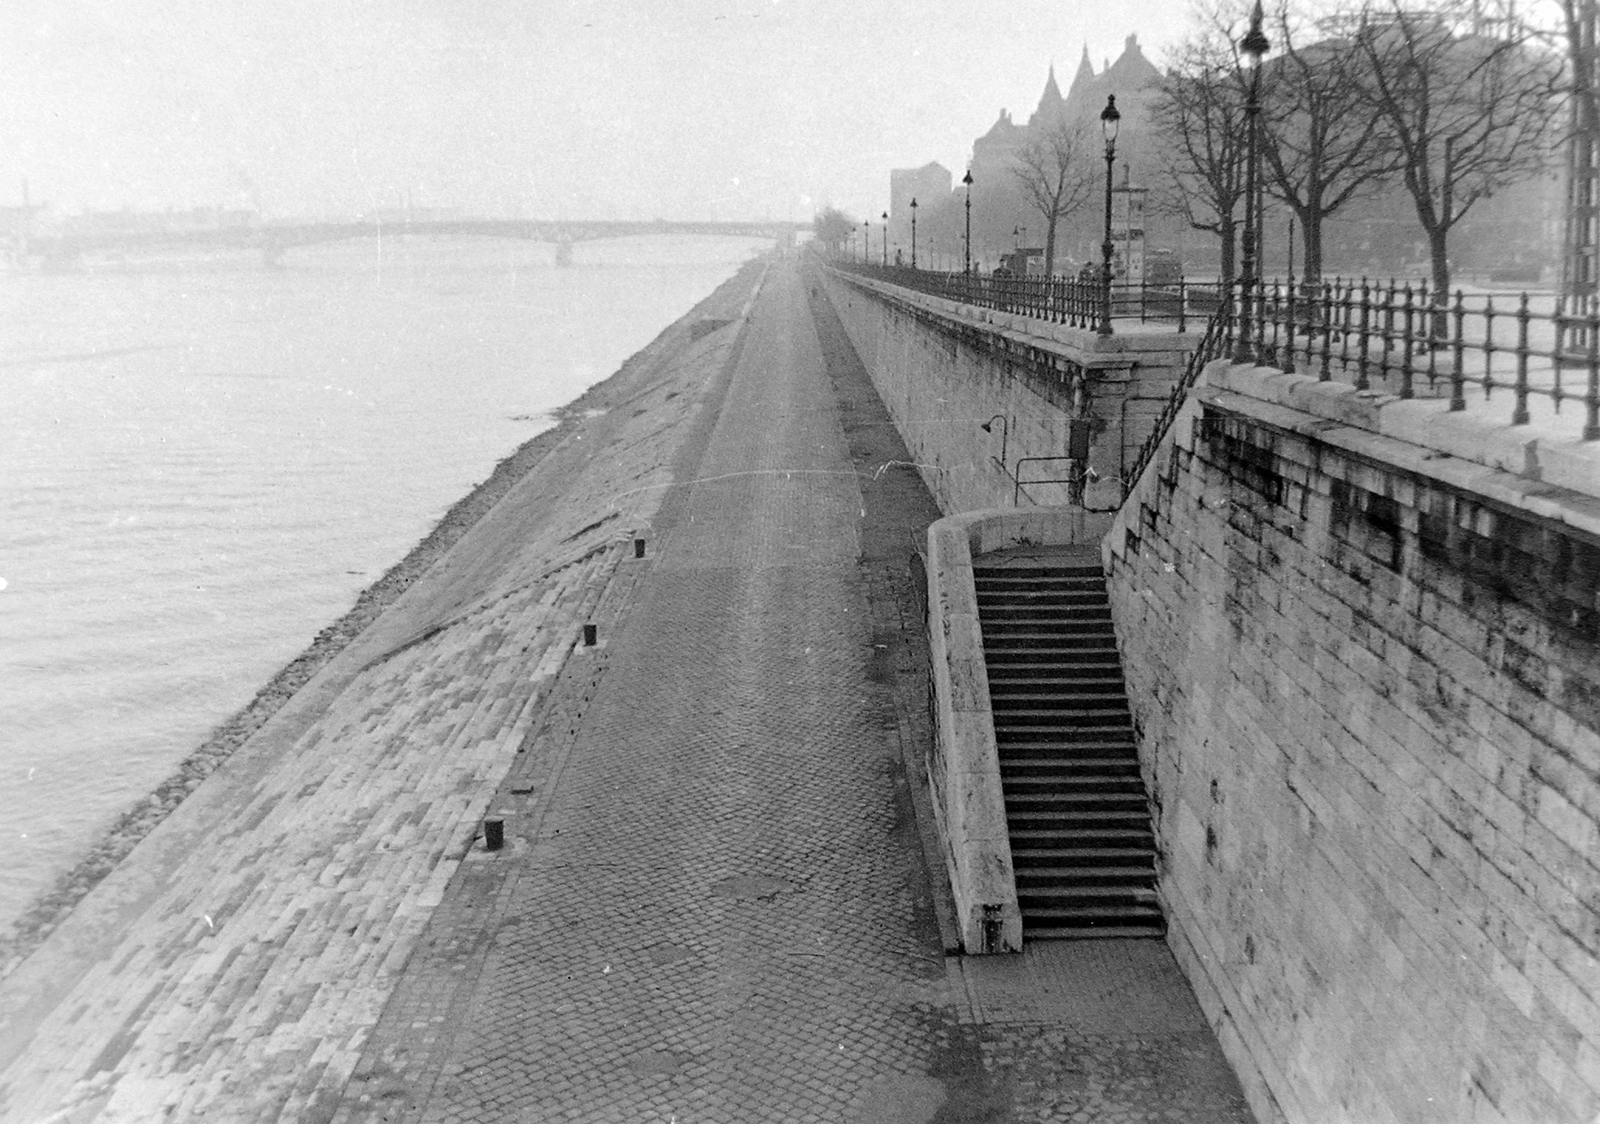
[1257,8,1400,283]
[1351,0,1561,302]
[812,206,856,255]
[1010,118,1096,277]
[1150,36,1249,283]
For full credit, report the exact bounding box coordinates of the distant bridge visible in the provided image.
[20,218,806,268]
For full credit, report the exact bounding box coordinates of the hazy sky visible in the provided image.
[2,0,1196,221]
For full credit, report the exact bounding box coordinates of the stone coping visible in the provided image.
[925,507,1115,954]
[1203,359,1600,539]
[1207,359,1600,507]
[830,270,1197,370]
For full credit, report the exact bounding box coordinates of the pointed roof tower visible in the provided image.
[1064,46,1096,112]
[1028,64,1066,128]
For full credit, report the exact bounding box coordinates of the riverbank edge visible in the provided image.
[0,253,772,978]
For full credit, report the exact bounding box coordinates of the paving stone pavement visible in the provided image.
[332,253,1259,1124]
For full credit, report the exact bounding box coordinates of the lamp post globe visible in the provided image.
[1235,0,1270,362]
[1099,94,1121,337]
[962,170,974,278]
[910,198,918,270]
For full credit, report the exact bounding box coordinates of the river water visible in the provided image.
[0,234,763,938]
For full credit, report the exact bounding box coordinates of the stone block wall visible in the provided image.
[1104,370,1600,1123]
[816,267,1193,516]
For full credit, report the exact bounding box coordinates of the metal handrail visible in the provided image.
[1012,455,1081,506]
[1120,304,1234,501]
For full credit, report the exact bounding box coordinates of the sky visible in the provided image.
[1,0,1196,223]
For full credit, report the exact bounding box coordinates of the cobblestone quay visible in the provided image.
[0,251,1252,1123]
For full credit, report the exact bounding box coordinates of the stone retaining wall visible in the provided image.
[818,269,1194,516]
[1105,360,1600,1124]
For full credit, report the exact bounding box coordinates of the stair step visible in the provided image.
[1000,756,1142,772]
[995,729,1135,742]
[1011,826,1155,841]
[979,610,1114,624]
[986,672,1129,685]
[1005,782,1147,799]
[972,565,1102,579]
[1009,824,1151,840]
[984,635,1117,647]
[983,641,1119,655]
[994,727,1135,742]
[1010,846,1156,863]
[1018,895,1164,913]
[1011,864,1152,883]
[1024,924,1167,940]
[1007,799,1149,815]
[982,617,1113,629]
[1011,810,1152,826]
[991,697,1130,712]
[976,588,1108,601]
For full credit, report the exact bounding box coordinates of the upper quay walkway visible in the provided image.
[0,253,1252,1123]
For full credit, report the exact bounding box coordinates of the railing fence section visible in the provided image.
[1222,275,1600,441]
[830,255,1600,443]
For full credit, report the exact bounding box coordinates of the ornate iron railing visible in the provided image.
[1223,276,1600,441]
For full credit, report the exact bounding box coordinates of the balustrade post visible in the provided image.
[1513,292,1532,425]
[1450,290,1467,411]
[1377,280,1396,386]
[1282,281,1297,373]
[1586,300,1600,439]
[1483,296,1498,399]
[1356,278,1372,391]
[1400,284,1416,400]
[1319,282,1334,381]
[1254,276,1267,362]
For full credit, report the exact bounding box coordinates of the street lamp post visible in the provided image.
[962,170,974,278]
[1235,0,1270,362]
[1099,95,1121,337]
[910,198,918,269]
[882,211,889,267]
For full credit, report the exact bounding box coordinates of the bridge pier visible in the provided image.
[554,239,573,267]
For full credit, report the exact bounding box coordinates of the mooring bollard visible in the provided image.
[484,819,504,852]
[583,623,597,646]
[634,537,646,558]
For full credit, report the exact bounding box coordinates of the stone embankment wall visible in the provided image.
[818,269,1193,516]
[1105,362,1600,1123]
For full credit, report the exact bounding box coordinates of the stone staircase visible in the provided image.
[975,557,1165,940]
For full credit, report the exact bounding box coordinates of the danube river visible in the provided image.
[0,234,764,939]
